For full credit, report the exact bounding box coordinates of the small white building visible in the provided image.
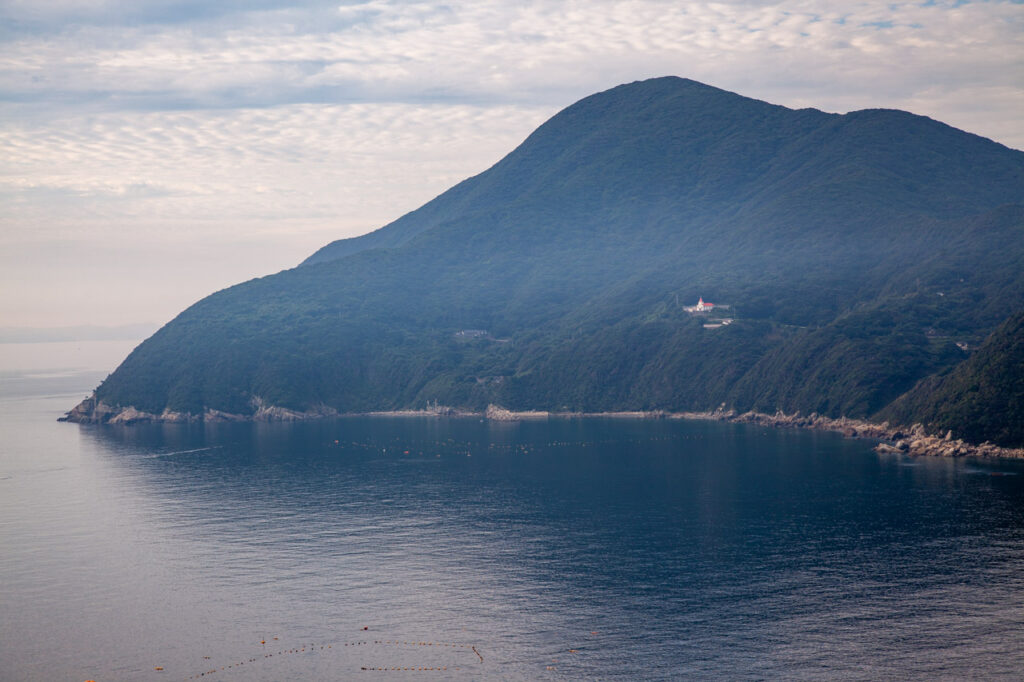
[683,297,716,313]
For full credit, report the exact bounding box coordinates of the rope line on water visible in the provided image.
[178,638,482,680]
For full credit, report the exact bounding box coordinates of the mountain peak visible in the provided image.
[303,77,817,266]
[304,77,1021,267]
[85,80,1024,445]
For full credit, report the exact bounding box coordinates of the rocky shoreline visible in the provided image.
[60,397,1023,460]
[59,396,342,424]
[671,408,1024,460]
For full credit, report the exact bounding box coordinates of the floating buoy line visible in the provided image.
[326,433,699,459]
[84,634,605,679]
[170,637,484,680]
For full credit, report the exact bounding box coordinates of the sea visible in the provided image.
[2,340,1024,681]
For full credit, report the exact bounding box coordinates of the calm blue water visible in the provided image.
[2,342,1024,681]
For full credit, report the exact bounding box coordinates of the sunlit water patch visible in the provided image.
[2,346,1024,680]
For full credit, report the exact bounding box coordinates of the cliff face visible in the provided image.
[61,395,338,424]
[60,396,203,424]
[65,78,1024,445]
[60,396,110,423]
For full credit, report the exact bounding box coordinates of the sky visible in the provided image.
[1,0,1022,330]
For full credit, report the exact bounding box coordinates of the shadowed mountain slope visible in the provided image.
[306,78,1021,267]
[76,78,1024,442]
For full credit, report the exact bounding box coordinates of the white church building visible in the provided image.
[683,297,716,313]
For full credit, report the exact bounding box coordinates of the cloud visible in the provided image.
[2,1,1020,128]
[0,1,342,36]
[0,0,1021,326]
[0,102,553,246]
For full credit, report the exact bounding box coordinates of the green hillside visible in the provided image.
[881,310,1024,447]
[79,78,1024,443]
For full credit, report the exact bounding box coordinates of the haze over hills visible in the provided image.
[0,324,158,344]
[67,78,1024,445]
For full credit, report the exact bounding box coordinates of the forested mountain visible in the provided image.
[881,310,1024,447]
[70,78,1024,443]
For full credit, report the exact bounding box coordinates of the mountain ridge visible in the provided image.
[66,77,1024,447]
[305,77,1021,267]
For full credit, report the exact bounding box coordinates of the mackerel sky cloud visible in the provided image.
[1,0,1021,327]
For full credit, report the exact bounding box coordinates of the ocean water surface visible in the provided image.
[2,341,1024,681]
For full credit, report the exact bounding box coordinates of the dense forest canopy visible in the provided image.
[79,78,1024,445]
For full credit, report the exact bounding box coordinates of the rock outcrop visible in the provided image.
[485,404,549,421]
[879,422,1021,459]
[670,408,1024,460]
[59,396,123,424]
[107,406,160,425]
[59,394,338,425]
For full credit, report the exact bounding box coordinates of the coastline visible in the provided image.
[672,408,1024,460]
[60,396,1024,460]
